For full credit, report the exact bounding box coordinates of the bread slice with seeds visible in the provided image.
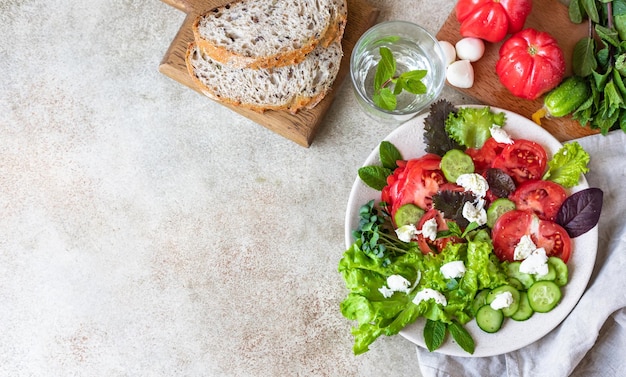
[192,0,347,69]
[185,41,343,113]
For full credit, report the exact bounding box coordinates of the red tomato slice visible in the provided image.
[492,209,572,263]
[416,209,462,255]
[381,154,445,221]
[465,137,508,173]
[491,139,547,185]
[492,210,533,262]
[533,220,572,263]
[510,179,567,221]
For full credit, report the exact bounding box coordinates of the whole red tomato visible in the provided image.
[496,28,566,100]
[456,0,532,43]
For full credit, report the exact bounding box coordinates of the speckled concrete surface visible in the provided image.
[0,1,471,376]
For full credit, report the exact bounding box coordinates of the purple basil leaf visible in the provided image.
[556,188,603,238]
[485,168,516,198]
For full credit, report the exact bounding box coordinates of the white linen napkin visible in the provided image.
[416,130,626,377]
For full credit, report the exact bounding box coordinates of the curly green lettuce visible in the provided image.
[338,229,508,355]
[445,107,506,149]
[542,141,590,188]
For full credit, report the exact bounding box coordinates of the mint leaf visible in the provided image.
[448,321,475,354]
[392,79,404,95]
[379,141,403,170]
[424,319,447,352]
[569,0,583,23]
[372,45,429,111]
[373,87,396,110]
[358,165,392,191]
[375,47,395,91]
[398,70,428,94]
[572,37,597,77]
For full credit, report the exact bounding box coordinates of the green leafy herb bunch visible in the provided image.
[373,47,428,111]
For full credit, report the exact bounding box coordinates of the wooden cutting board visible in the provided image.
[436,0,599,142]
[159,0,379,147]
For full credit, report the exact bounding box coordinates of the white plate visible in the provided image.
[344,105,598,357]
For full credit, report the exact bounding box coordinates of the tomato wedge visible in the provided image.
[492,209,572,263]
[465,137,508,173]
[381,154,445,221]
[492,210,533,262]
[510,179,567,221]
[492,139,547,184]
[416,209,462,255]
[534,220,572,263]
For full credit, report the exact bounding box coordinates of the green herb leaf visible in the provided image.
[375,47,395,91]
[448,321,475,354]
[379,141,403,170]
[616,54,626,77]
[373,87,397,111]
[573,37,597,77]
[372,45,429,111]
[614,0,626,40]
[398,70,428,94]
[392,79,403,95]
[581,0,599,23]
[569,0,583,23]
[595,24,620,48]
[462,222,481,238]
[423,319,447,352]
[358,165,393,191]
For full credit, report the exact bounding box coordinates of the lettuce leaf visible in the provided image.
[445,107,506,149]
[542,141,590,188]
[339,229,509,355]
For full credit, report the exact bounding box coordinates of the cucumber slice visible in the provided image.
[476,305,504,333]
[535,263,556,282]
[486,285,520,317]
[511,291,534,321]
[393,203,425,227]
[507,277,524,291]
[548,256,568,286]
[440,149,474,183]
[486,198,516,228]
[505,261,535,289]
[528,281,562,313]
[471,290,489,317]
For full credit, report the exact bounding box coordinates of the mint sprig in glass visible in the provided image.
[373,46,428,111]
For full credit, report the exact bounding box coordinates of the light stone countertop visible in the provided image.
[0,1,474,376]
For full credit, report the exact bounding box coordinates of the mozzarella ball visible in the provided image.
[438,40,457,66]
[446,60,474,88]
[455,37,485,62]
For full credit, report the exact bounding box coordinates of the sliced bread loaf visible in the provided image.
[192,0,347,69]
[186,41,343,113]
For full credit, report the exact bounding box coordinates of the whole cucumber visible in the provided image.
[532,76,590,124]
[543,76,590,117]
